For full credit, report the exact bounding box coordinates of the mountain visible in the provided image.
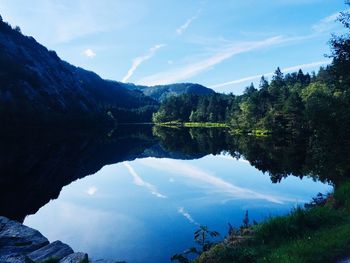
[0,20,158,127]
[119,82,215,102]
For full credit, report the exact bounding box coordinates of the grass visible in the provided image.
[154,121,272,136]
[194,182,350,263]
[183,122,229,128]
[260,223,350,263]
[155,121,229,128]
[153,121,271,133]
[229,128,270,136]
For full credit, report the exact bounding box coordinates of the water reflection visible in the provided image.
[24,155,330,263]
[1,124,347,262]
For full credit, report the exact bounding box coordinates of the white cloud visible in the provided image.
[178,207,199,225]
[86,186,98,196]
[139,158,299,204]
[122,44,165,82]
[84,48,96,58]
[137,35,308,86]
[123,162,167,198]
[312,10,345,33]
[176,10,201,35]
[282,60,331,72]
[210,60,331,89]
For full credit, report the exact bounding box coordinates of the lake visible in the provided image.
[0,125,333,263]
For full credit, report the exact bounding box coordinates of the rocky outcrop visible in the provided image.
[0,216,49,256]
[0,216,96,263]
[27,241,74,262]
[59,253,88,263]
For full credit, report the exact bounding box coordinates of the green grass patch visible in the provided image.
[260,222,350,263]
[253,206,343,245]
[194,182,350,263]
[229,128,270,136]
[155,121,229,128]
[183,122,228,128]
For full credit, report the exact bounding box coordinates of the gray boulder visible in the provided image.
[0,216,49,256]
[0,216,10,228]
[27,240,73,262]
[91,260,127,263]
[59,252,88,263]
[0,254,34,263]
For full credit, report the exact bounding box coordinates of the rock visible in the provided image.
[27,240,73,262]
[59,252,88,263]
[0,254,34,263]
[0,216,10,229]
[0,217,49,256]
[91,260,127,263]
[0,217,115,263]
[338,258,350,263]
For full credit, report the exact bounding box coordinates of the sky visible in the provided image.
[0,0,347,94]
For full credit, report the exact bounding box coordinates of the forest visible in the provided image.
[152,4,350,138]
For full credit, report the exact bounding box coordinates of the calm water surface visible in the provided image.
[23,151,331,263]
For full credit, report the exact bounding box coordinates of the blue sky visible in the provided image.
[0,0,347,93]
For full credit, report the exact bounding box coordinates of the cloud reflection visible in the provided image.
[86,186,98,196]
[178,207,199,226]
[139,158,298,204]
[123,162,167,198]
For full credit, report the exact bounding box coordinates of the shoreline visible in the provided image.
[190,182,350,263]
[0,216,125,263]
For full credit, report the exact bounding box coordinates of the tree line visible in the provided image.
[153,2,350,137]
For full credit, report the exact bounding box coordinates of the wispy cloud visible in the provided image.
[122,44,165,82]
[210,60,331,89]
[139,158,299,204]
[176,10,201,35]
[282,60,331,72]
[312,10,346,33]
[137,35,308,86]
[178,207,199,225]
[83,48,96,58]
[123,162,167,198]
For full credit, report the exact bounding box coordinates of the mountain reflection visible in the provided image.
[0,124,349,222]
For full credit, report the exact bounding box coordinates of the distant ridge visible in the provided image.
[0,18,215,126]
[118,82,215,102]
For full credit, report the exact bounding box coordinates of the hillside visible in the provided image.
[0,19,158,127]
[119,82,215,102]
